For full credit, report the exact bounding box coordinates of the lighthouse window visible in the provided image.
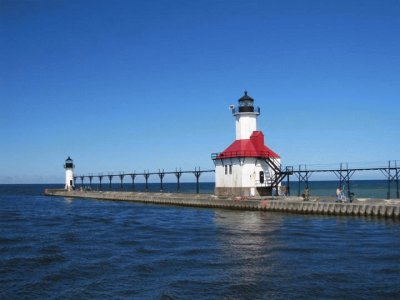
[225,165,228,175]
[229,165,232,174]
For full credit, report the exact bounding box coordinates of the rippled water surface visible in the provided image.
[1,185,399,299]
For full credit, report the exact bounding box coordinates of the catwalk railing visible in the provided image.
[74,168,214,194]
[287,160,399,200]
[73,161,399,198]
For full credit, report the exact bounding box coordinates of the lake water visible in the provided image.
[1,184,399,299]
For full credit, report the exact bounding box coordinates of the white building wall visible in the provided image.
[65,169,74,190]
[235,114,257,140]
[215,158,279,189]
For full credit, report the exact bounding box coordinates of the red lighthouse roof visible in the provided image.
[215,131,280,159]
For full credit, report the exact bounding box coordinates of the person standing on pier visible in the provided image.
[336,187,341,201]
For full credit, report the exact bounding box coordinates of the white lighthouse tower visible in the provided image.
[64,156,75,191]
[212,92,281,197]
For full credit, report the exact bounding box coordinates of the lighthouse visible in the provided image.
[212,92,281,197]
[64,156,75,191]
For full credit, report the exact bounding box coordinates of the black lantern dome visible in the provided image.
[238,91,255,112]
[64,156,74,169]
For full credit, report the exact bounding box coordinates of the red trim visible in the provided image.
[216,131,280,159]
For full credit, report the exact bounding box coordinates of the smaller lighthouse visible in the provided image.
[64,156,75,191]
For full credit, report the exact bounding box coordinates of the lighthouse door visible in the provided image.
[259,171,264,184]
[69,180,73,186]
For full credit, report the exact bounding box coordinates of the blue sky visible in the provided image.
[1,0,399,183]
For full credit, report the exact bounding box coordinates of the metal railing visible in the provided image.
[74,167,215,194]
[211,150,278,159]
[231,106,260,115]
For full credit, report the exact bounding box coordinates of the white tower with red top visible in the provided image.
[212,92,281,197]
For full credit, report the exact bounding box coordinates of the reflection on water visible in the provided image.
[214,210,285,285]
[63,197,74,204]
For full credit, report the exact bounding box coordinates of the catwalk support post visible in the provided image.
[381,160,400,199]
[119,173,124,190]
[158,169,165,192]
[144,171,150,192]
[89,175,93,190]
[98,174,103,191]
[333,163,356,201]
[107,174,113,191]
[295,165,313,197]
[130,173,136,191]
[175,169,182,192]
[193,167,202,194]
[396,161,399,199]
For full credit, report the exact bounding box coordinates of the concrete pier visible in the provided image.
[44,189,400,219]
